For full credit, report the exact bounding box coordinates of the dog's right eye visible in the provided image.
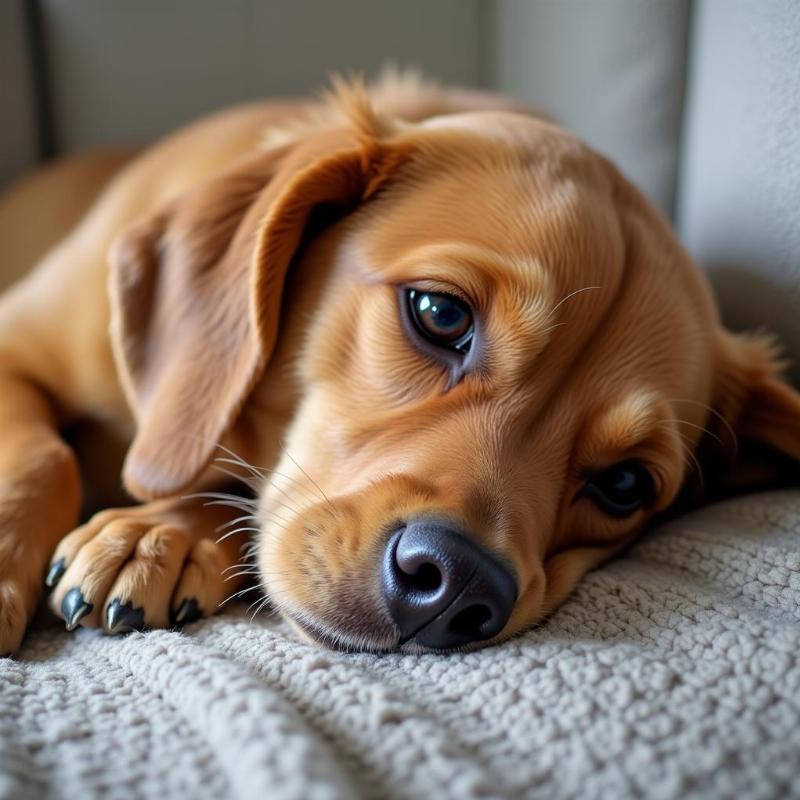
[406,289,474,352]
[580,460,655,517]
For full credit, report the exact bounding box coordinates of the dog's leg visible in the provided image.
[46,498,253,633]
[0,375,82,654]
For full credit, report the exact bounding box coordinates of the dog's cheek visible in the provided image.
[305,280,439,408]
[355,291,443,406]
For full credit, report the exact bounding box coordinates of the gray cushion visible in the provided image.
[485,0,691,218]
[0,1,37,184]
[676,0,800,378]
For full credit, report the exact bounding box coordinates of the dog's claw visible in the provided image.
[62,588,93,631]
[45,558,67,589]
[173,598,202,626]
[106,598,145,634]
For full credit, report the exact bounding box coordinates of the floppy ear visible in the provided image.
[714,331,800,457]
[110,127,409,500]
[697,330,800,496]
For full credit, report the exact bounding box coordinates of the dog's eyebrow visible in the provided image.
[582,392,662,454]
[383,241,551,309]
[575,391,687,477]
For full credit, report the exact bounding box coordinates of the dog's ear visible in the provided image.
[696,330,800,496]
[110,122,410,500]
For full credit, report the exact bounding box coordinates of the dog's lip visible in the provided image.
[284,611,399,654]
[283,611,491,655]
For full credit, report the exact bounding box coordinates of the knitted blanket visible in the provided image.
[2,490,799,800]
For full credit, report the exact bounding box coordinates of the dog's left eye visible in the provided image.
[406,289,474,352]
[580,460,655,517]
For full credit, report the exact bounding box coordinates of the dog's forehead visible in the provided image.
[417,110,568,148]
[379,115,620,267]
[352,128,626,367]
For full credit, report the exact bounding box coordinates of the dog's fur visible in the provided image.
[1,74,799,655]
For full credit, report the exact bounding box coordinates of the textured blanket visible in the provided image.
[2,490,799,800]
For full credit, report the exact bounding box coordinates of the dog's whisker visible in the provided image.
[269,469,325,505]
[183,491,257,516]
[261,506,295,525]
[211,463,261,492]
[262,483,303,516]
[672,429,705,489]
[537,322,568,337]
[216,526,263,544]
[184,490,257,505]
[220,525,262,536]
[221,566,258,581]
[245,588,275,620]
[284,451,335,511]
[216,451,322,510]
[222,561,250,575]
[201,499,257,514]
[685,451,705,490]
[689,457,705,489]
[545,285,602,321]
[215,447,322,505]
[218,584,261,609]
[669,398,739,457]
[245,594,265,615]
[224,569,260,582]
[214,445,269,476]
[217,459,266,480]
[216,513,258,533]
[659,418,724,446]
[248,597,273,624]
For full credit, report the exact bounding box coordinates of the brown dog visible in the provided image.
[1,75,798,655]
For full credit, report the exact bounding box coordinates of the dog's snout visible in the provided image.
[382,520,517,649]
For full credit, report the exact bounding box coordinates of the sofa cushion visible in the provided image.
[485,0,692,218]
[5,489,800,798]
[677,0,800,379]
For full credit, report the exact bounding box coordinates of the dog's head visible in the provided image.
[112,85,800,652]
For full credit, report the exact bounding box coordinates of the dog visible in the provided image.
[0,74,798,656]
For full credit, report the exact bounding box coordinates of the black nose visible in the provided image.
[382,520,517,649]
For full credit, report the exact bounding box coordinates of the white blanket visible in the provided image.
[2,491,799,800]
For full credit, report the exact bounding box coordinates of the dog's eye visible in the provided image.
[581,460,654,517]
[407,289,474,352]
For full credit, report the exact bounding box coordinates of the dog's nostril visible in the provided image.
[448,604,492,637]
[402,561,442,592]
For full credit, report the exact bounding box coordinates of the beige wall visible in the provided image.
[1,0,38,184]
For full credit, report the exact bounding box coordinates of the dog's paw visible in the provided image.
[0,578,33,656]
[0,547,49,656]
[46,505,249,634]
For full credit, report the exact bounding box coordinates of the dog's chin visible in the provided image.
[283,611,400,654]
